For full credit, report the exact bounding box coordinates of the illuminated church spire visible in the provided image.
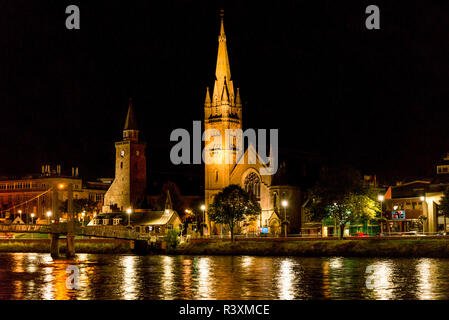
[212,10,235,107]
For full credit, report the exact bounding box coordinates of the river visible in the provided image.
[0,253,448,300]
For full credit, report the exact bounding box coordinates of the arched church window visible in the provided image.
[120,162,123,169]
[215,170,219,182]
[244,172,260,199]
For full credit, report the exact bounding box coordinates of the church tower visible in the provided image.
[204,11,243,226]
[103,99,147,212]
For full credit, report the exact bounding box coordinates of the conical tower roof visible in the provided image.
[124,98,138,131]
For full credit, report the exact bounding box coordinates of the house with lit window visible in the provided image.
[382,153,449,234]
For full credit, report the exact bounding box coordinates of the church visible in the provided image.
[100,12,305,237]
[203,13,303,236]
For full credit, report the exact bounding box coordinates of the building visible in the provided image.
[383,153,449,233]
[203,13,302,236]
[0,165,110,224]
[383,180,429,233]
[91,192,182,235]
[103,99,147,212]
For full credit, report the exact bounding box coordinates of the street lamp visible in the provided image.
[82,211,86,227]
[126,208,132,227]
[30,213,35,224]
[378,195,384,235]
[281,200,288,237]
[18,210,22,222]
[201,205,206,236]
[46,211,52,224]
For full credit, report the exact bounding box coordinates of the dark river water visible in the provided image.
[0,253,448,300]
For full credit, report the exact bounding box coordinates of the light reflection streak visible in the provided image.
[197,257,212,299]
[241,256,253,269]
[416,259,435,300]
[161,256,175,299]
[121,255,137,300]
[365,261,394,300]
[42,265,55,300]
[277,259,294,300]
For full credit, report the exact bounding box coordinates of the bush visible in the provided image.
[165,230,180,249]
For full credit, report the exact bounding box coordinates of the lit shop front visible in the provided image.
[383,210,422,233]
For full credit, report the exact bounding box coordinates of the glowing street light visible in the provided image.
[30,213,35,224]
[282,200,288,238]
[201,205,206,236]
[46,211,52,224]
[126,208,132,227]
[81,211,86,227]
[378,195,385,235]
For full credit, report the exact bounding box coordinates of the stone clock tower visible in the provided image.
[103,99,147,212]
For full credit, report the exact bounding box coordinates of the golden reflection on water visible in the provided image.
[277,259,294,300]
[181,258,193,298]
[42,264,55,300]
[196,257,212,299]
[366,261,394,300]
[161,256,175,299]
[4,253,449,300]
[322,261,331,299]
[122,255,138,300]
[416,258,435,300]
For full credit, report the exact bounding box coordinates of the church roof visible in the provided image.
[124,99,138,130]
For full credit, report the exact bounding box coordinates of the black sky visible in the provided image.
[1,0,449,186]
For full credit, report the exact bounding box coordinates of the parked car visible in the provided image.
[352,232,369,237]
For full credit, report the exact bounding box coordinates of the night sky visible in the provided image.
[1,0,449,188]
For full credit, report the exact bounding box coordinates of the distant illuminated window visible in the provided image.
[120,162,123,169]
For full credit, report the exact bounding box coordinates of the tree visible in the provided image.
[60,198,98,215]
[306,165,380,238]
[208,184,261,241]
[438,187,449,233]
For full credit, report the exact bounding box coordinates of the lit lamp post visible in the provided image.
[82,211,86,227]
[18,210,22,222]
[46,211,52,224]
[126,208,132,227]
[201,204,206,236]
[282,200,288,238]
[378,195,384,235]
[420,196,426,234]
[30,213,35,224]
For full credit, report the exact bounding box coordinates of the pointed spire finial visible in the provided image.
[204,87,211,107]
[165,190,173,210]
[236,88,242,107]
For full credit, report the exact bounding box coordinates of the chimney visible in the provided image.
[75,167,79,177]
[57,165,61,176]
[42,165,45,175]
[72,167,75,177]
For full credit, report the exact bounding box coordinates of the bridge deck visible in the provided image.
[0,224,154,241]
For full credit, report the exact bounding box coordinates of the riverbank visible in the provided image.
[172,238,449,258]
[4,238,449,257]
[0,239,131,254]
